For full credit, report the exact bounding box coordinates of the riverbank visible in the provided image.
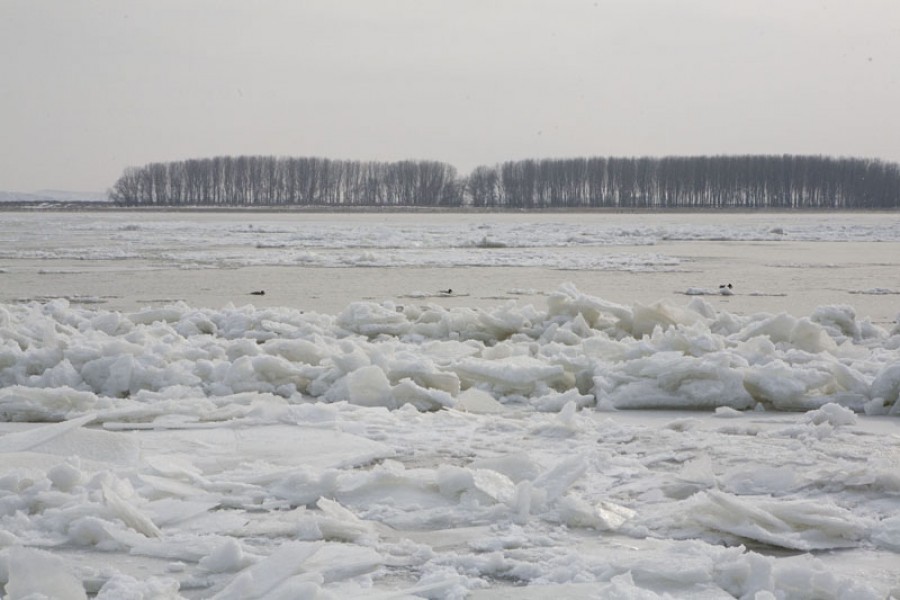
[2,201,899,214]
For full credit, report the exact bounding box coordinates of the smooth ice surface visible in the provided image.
[1,212,900,598]
[2,211,900,324]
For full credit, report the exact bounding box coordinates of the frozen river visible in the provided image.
[1,210,899,599]
[2,211,900,323]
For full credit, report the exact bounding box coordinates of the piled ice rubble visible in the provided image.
[1,283,899,423]
[1,285,900,598]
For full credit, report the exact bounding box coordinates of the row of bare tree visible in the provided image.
[109,157,460,207]
[110,155,900,209]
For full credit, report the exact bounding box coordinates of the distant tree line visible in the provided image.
[109,157,460,207]
[110,154,900,209]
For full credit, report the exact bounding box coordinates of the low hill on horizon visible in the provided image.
[0,190,109,203]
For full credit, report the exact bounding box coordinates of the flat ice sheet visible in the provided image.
[1,211,900,323]
[1,405,898,598]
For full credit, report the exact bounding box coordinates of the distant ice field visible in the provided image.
[1,211,900,323]
[1,211,900,598]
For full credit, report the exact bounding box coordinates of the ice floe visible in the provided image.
[1,284,900,597]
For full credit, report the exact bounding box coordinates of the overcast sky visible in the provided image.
[1,0,898,192]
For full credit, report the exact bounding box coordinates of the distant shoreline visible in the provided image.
[1,202,898,214]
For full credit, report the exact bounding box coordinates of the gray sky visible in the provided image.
[2,0,899,193]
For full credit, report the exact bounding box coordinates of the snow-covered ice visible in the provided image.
[2,211,900,270]
[2,211,900,598]
[2,276,900,598]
